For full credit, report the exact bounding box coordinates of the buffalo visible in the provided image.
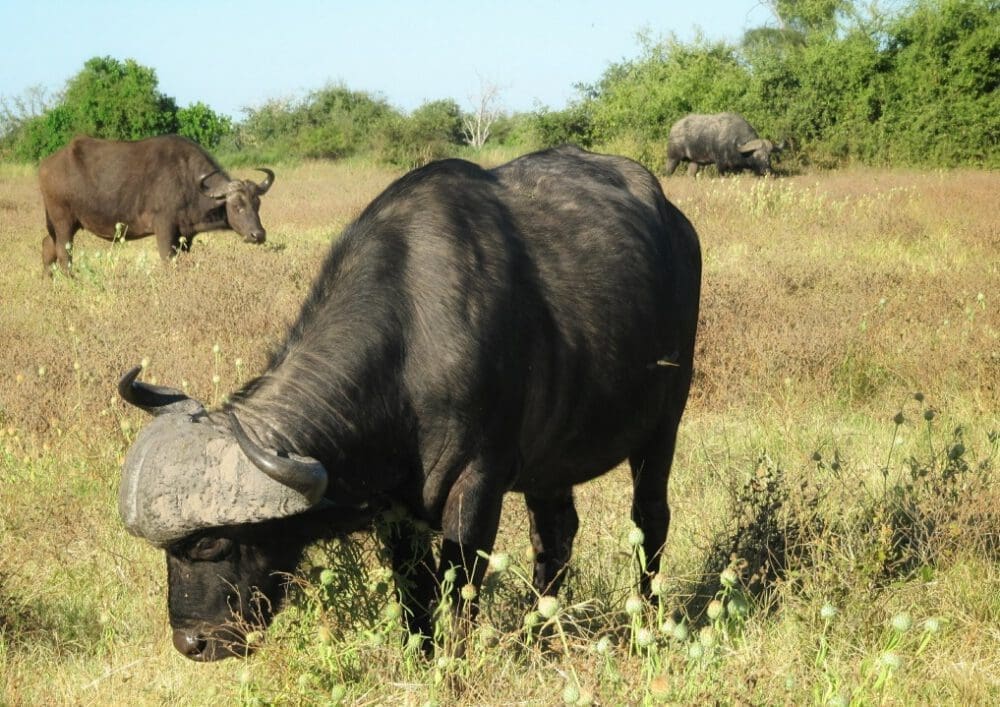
[38,134,275,275]
[117,145,702,661]
[665,112,781,176]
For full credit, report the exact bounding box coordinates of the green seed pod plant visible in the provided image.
[891,612,913,633]
[706,599,725,621]
[537,596,560,620]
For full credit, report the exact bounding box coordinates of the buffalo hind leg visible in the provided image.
[42,210,77,276]
[628,412,684,599]
[525,491,579,597]
[687,162,700,177]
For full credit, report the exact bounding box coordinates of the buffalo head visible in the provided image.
[199,168,275,244]
[736,139,779,176]
[118,366,330,661]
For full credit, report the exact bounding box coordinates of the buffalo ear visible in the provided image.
[198,170,230,201]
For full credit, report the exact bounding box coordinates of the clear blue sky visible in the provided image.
[1,1,774,118]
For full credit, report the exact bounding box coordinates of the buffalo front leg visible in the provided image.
[664,157,680,176]
[524,491,579,597]
[436,463,507,652]
[375,510,437,643]
[155,221,183,261]
[687,162,700,177]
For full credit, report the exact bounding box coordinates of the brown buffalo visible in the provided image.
[38,134,274,275]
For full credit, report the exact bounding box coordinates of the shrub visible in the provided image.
[176,102,232,149]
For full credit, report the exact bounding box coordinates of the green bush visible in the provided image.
[61,56,178,142]
[176,102,232,149]
[578,0,998,169]
[525,104,594,149]
[881,0,1000,166]
[373,99,465,168]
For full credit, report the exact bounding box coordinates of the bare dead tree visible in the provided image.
[462,79,503,150]
[0,85,56,137]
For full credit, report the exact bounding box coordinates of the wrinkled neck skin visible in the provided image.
[187,202,228,234]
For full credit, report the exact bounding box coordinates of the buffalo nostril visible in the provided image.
[172,629,208,660]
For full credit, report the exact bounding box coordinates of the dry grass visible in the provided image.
[1,158,998,705]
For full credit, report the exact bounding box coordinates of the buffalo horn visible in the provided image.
[229,414,328,504]
[118,366,206,417]
[738,139,765,154]
[254,168,275,195]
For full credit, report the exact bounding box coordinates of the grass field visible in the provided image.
[1,156,998,706]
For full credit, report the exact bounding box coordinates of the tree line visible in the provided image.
[1,0,996,171]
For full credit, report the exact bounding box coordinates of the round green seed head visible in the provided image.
[625,594,644,615]
[891,611,913,633]
[706,599,724,620]
[727,593,749,617]
[537,596,560,619]
[319,569,335,586]
[627,526,645,547]
[650,572,668,596]
[384,601,403,621]
[405,632,425,652]
[636,627,655,648]
[595,635,612,655]
[881,651,903,670]
[489,552,511,572]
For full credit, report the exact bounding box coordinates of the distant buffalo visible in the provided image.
[118,145,702,661]
[665,112,781,176]
[38,135,275,275]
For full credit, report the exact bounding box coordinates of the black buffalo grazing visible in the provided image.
[118,145,702,661]
[665,112,781,176]
[38,134,275,275]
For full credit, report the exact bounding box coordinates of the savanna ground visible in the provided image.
[0,153,997,706]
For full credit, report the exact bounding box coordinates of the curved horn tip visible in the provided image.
[254,168,275,193]
[229,413,327,504]
[118,365,143,399]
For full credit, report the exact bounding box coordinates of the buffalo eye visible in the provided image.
[187,536,234,561]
